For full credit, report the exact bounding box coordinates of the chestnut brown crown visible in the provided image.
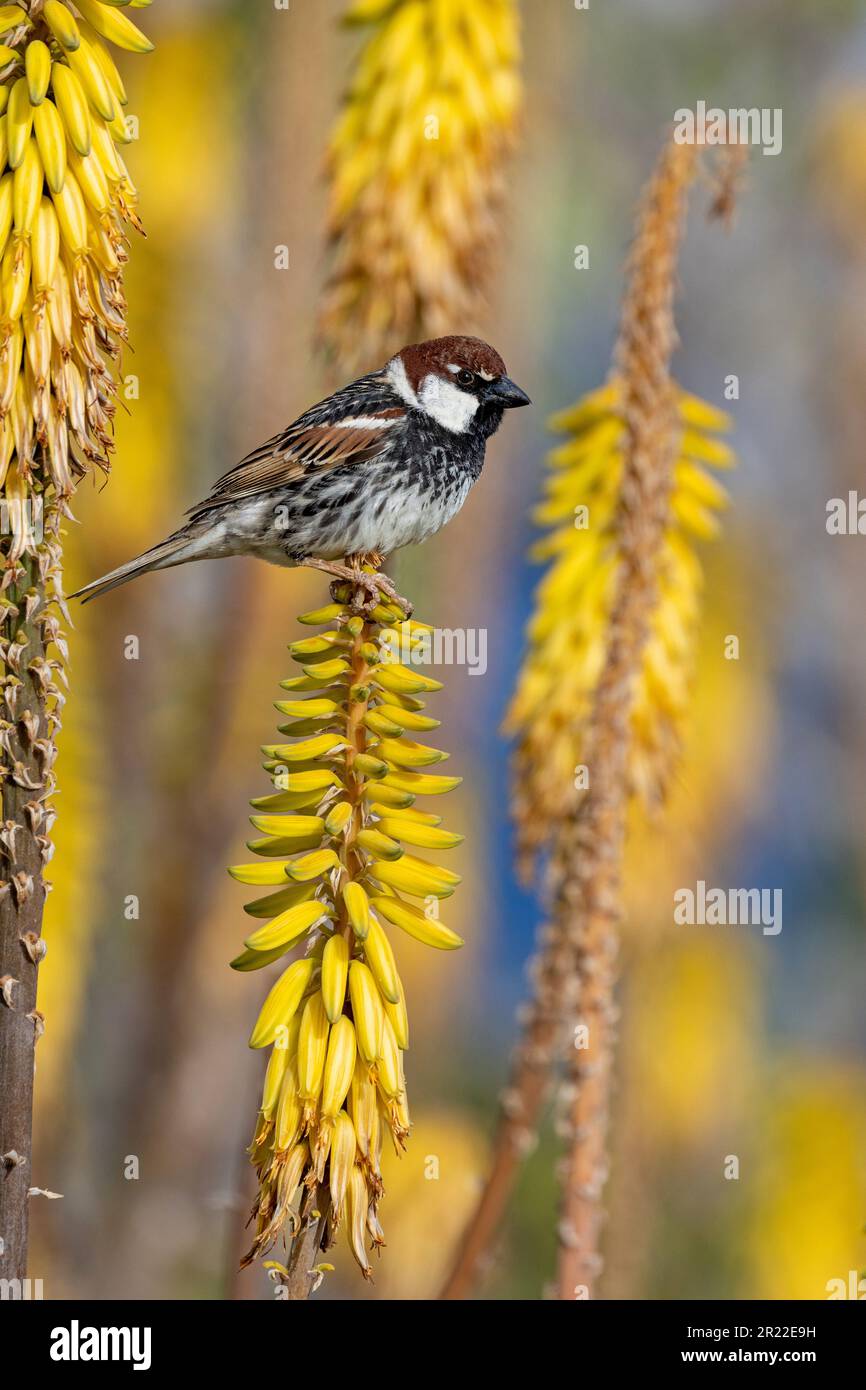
[399,336,509,391]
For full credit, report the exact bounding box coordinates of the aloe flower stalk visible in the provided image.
[232,574,464,1292]
[443,138,744,1300]
[0,0,149,1283]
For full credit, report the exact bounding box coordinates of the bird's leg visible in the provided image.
[301,556,413,619]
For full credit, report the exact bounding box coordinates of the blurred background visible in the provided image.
[29,0,866,1299]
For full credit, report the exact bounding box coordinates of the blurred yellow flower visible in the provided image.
[747,1065,866,1299]
[507,379,736,878]
[319,0,521,370]
[626,939,760,1146]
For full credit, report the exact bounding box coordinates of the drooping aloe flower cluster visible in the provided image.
[319,0,521,371]
[506,377,736,877]
[232,588,464,1279]
[0,0,149,789]
[0,0,149,511]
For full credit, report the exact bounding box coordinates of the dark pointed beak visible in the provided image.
[487,375,531,409]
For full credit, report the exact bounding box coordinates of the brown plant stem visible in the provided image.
[281,1186,330,1301]
[442,138,698,1301]
[555,138,696,1300]
[0,547,55,1281]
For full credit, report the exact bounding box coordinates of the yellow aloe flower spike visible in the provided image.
[234,573,464,1285]
[318,0,522,371]
[507,383,736,877]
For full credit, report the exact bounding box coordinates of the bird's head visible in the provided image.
[386,335,531,437]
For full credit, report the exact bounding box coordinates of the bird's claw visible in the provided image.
[330,572,413,620]
[365,571,414,620]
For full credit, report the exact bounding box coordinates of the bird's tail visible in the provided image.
[70,531,202,603]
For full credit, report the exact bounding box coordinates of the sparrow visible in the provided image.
[72,335,530,614]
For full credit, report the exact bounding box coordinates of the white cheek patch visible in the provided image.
[386,357,419,407]
[418,373,479,433]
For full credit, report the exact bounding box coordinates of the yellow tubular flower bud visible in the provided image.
[31,197,59,297]
[321,932,349,1022]
[376,1014,402,1099]
[383,973,409,1050]
[89,117,122,178]
[6,78,32,170]
[296,990,330,1103]
[356,826,401,859]
[320,1016,357,1117]
[43,2,81,51]
[342,880,370,940]
[67,39,115,121]
[13,138,42,237]
[25,40,51,105]
[376,816,463,850]
[87,31,127,108]
[228,860,292,886]
[50,168,88,255]
[371,894,464,949]
[0,8,29,34]
[283,847,340,881]
[51,62,92,155]
[33,99,67,194]
[348,960,384,1064]
[369,855,458,899]
[242,881,317,919]
[243,899,326,955]
[74,0,155,54]
[261,1043,290,1123]
[1,238,30,322]
[248,957,316,1050]
[323,800,352,836]
[361,916,400,1004]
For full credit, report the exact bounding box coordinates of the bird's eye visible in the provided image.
[456,368,475,388]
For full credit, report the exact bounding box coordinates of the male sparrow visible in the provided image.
[72,335,530,613]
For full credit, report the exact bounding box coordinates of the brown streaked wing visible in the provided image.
[185,419,401,518]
